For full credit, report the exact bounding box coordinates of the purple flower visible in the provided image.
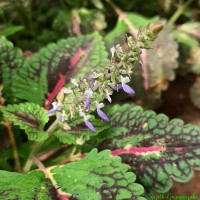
[96,102,109,122]
[122,84,135,94]
[85,120,96,132]
[117,84,123,90]
[47,107,58,115]
[85,97,91,110]
[84,89,93,110]
[83,114,96,132]
[47,102,61,115]
[90,79,95,86]
[120,76,135,95]
[97,109,109,122]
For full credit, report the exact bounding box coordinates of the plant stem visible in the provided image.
[5,119,22,172]
[168,0,193,26]
[23,118,59,173]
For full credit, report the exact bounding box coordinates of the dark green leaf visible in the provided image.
[0,170,57,200]
[97,104,200,193]
[48,149,146,200]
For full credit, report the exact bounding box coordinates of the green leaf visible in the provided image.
[0,170,57,200]
[0,33,107,106]
[0,36,24,103]
[0,149,146,200]
[54,116,110,145]
[1,103,49,141]
[0,25,24,37]
[96,104,200,193]
[48,149,146,200]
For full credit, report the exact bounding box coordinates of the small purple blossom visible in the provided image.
[83,114,96,132]
[85,97,91,110]
[47,102,61,115]
[122,84,135,94]
[117,84,123,90]
[90,79,95,86]
[85,120,96,132]
[84,89,93,110]
[97,109,109,122]
[120,76,135,95]
[47,107,58,115]
[96,102,109,122]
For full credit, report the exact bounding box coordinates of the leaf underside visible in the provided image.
[96,104,200,193]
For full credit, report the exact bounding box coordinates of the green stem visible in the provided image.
[23,118,59,173]
[168,0,193,26]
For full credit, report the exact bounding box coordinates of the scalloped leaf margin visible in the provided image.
[96,104,200,193]
[0,149,146,200]
[1,103,49,141]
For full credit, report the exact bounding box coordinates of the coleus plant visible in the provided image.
[0,23,200,200]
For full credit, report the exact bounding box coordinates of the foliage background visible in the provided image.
[0,0,200,198]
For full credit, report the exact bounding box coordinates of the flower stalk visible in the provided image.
[47,23,163,132]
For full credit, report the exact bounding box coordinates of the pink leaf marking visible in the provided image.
[56,190,71,200]
[111,146,163,156]
[175,147,183,151]
[45,49,85,109]
[140,163,144,170]
[140,49,149,90]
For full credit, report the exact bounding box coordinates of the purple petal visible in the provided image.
[97,109,109,122]
[90,79,95,86]
[117,84,123,90]
[123,84,135,94]
[47,107,58,115]
[85,97,91,110]
[85,121,96,132]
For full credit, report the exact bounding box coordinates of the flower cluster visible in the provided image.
[47,23,163,132]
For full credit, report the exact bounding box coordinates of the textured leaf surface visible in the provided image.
[48,149,146,200]
[0,170,57,200]
[0,36,24,103]
[0,33,107,106]
[1,103,49,141]
[96,104,200,193]
[54,117,110,145]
